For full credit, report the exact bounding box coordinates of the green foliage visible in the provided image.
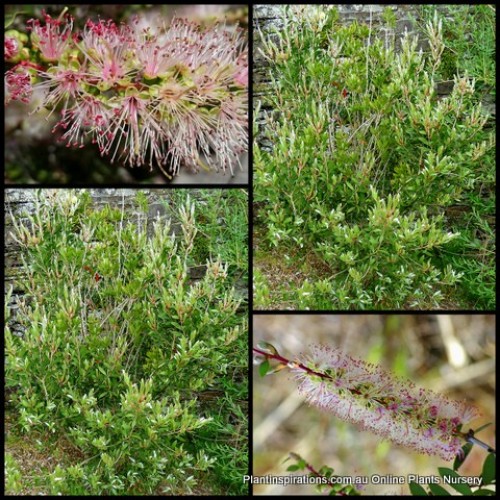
[171,190,249,274]
[253,268,272,308]
[5,190,248,495]
[287,442,495,495]
[254,6,495,309]
[419,5,496,89]
[408,443,495,496]
[285,452,361,495]
[5,453,24,494]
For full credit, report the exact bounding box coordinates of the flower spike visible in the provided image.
[255,344,483,461]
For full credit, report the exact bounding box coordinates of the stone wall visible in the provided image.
[5,189,180,288]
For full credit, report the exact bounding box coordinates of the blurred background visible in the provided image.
[253,315,495,495]
[4,4,248,184]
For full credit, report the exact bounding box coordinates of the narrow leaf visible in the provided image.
[257,341,279,356]
[481,453,496,485]
[268,362,288,374]
[409,482,428,495]
[438,468,472,495]
[428,483,451,496]
[5,11,27,28]
[259,359,270,377]
[453,442,473,471]
[474,423,492,434]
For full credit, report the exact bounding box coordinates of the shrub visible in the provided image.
[254,6,495,309]
[5,190,248,495]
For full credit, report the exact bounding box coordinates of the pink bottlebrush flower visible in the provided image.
[234,53,248,87]
[215,97,248,171]
[80,19,134,87]
[234,66,248,87]
[5,12,248,176]
[97,93,165,167]
[26,11,74,62]
[136,36,164,80]
[31,66,85,114]
[53,95,111,149]
[255,344,480,461]
[5,67,32,104]
[132,22,173,80]
[5,37,19,60]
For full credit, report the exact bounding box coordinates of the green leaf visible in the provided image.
[438,468,473,495]
[259,359,270,377]
[428,483,451,496]
[319,466,334,478]
[286,464,300,472]
[4,11,26,28]
[409,482,428,495]
[438,467,454,479]
[474,423,493,434]
[453,442,473,471]
[481,453,496,485]
[268,362,288,374]
[287,452,301,462]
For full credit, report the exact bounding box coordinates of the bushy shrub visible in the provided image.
[254,6,495,309]
[5,190,248,495]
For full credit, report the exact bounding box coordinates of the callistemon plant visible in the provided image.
[254,343,484,461]
[4,10,248,176]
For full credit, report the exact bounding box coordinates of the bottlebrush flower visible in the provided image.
[254,343,480,461]
[26,11,75,62]
[4,30,29,63]
[234,54,248,87]
[79,19,134,88]
[53,95,111,149]
[5,36,19,60]
[5,11,248,177]
[5,66,32,104]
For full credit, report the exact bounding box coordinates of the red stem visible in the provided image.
[253,346,362,396]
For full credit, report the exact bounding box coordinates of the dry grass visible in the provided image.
[4,410,85,495]
[254,225,335,310]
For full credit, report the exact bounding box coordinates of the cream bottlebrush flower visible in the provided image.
[255,343,480,461]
